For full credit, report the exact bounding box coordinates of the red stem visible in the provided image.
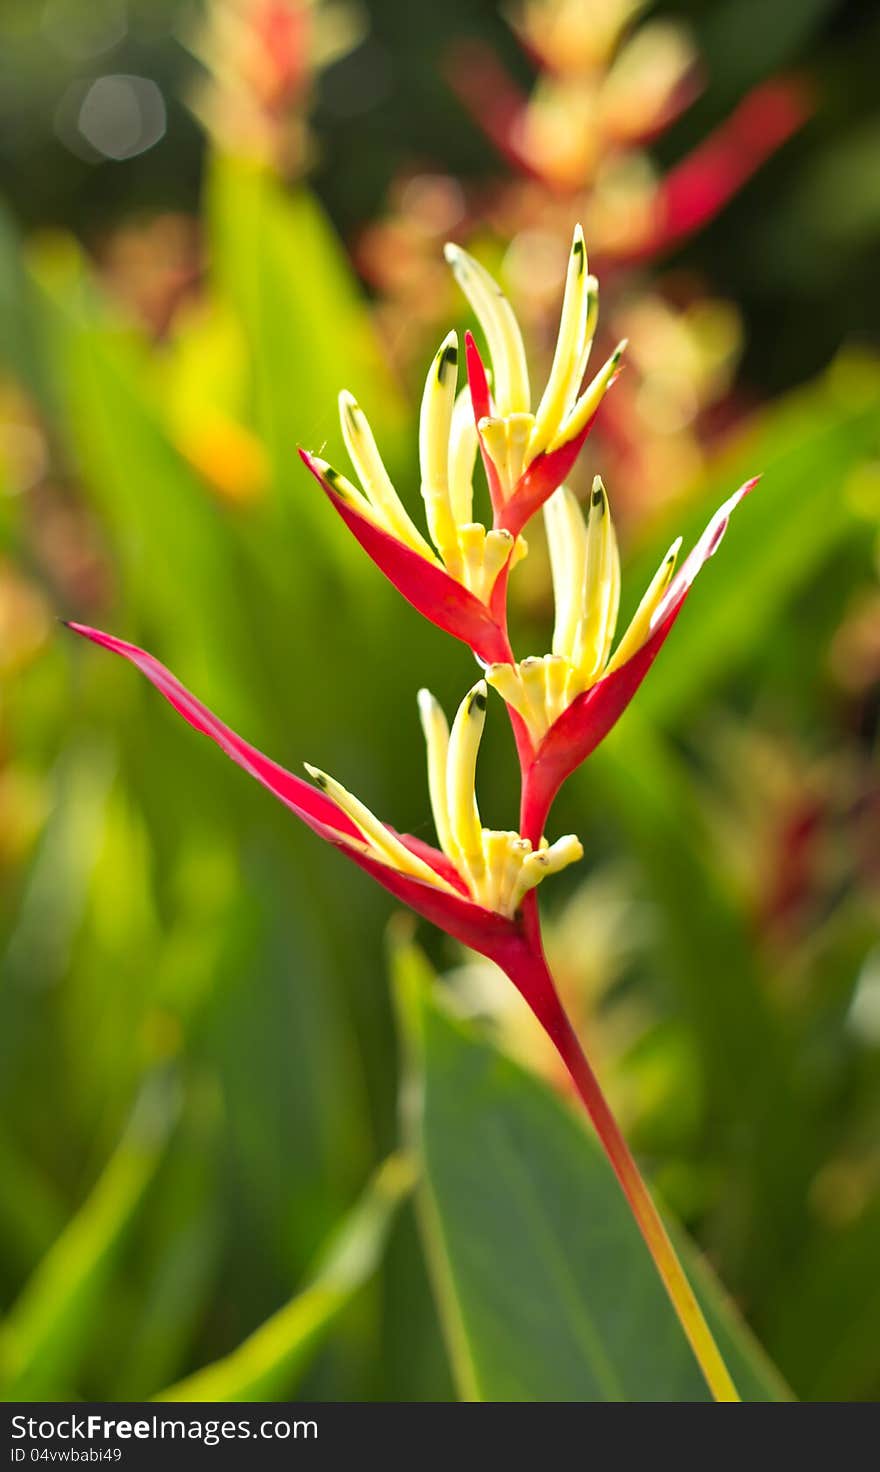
[504,898,740,1402]
[477,353,738,1400]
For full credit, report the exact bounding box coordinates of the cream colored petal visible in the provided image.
[569,275,600,412]
[309,456,386,526]
[543,655,569,726]
[518,656,552,735]
[481,529,515,600]
[529,225,592,458]
[303,764,457,894]
[446,680,487,880]
[572,477,620,682]
[338,391,434,556]
[549,339,626,451]
[457,523,486,595]
[444,242,530,416]
[509,833,584,912]
[499,836,531,915]
[417,688,455,861]
[545,485,588,659]
[448,386,478,526]
[485,662,531,726]
[419,332,463,574]
[606,536,681,675]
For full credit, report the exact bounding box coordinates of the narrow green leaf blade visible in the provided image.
[622,356,880,728]
[0,1080,176,1400]
[155,1155,413,1403]
[398,958,789,1402]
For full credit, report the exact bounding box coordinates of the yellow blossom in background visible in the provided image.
[189,0,366,176]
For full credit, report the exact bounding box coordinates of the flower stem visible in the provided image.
[509,902,741,1403]
[551,1004,740,1402]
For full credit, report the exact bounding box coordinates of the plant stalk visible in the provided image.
[510,897,741,1403]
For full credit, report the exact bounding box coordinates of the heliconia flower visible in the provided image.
[64,210,755,1398]
[300,332,529,666]
[510,0,657,79]
[300,228,621,660]
[487,476,759,842]
[624,78,812,264]
[414,681,582,914]
[445,227,626,536]
[62,624,581,956]
[188,0,365,175]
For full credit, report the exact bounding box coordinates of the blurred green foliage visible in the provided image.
[0,0,878,1404]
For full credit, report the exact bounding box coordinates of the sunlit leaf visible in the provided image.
[207,157,409,551]
[395,946,789,1402]
[0,1078,177,1399]
[618,356,880,728]
[156,1154,414,1402]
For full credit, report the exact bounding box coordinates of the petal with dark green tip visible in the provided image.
[500,407,605,538]
[64,623,522,961]
[299,449,512,665]
[520,480,758,840]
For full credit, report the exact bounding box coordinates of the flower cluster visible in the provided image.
[189,0,365,176]
[69,232,754,965]
[359,0,806,514]
[67,230,753,1402]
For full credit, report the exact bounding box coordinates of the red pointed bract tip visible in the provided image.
[520,478,759,841]
[63,621,525,966]
[464,331,505,517]
[500,404,606,539]
[630,77,811,262]
[298,448,513,666]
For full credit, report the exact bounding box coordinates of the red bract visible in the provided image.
[499,403,608,538]
[520,478,758,841]
[298,449,513,665]
[632,79,812,263]
[464,329,616,539]
[63,622,523,963]
[464,331,504,515]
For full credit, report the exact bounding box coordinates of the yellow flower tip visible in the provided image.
[552,834,584,867]
[584,275,600,329]
[417,686,448,743]
[309,456,348,496]
[571,222,587,276]
[305,759,460,896]
[443,241,530,418]
[589,476,611,522]
[337,388,362,434]
[429,329,459,391]
[466,678,488,716]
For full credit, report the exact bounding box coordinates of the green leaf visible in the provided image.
[206,157,408,548]
[0,1078,176,1400]
[621,355,880,730]
[0,199,53,409]
[395,949,789,1402]
[155,1154,414,1403]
